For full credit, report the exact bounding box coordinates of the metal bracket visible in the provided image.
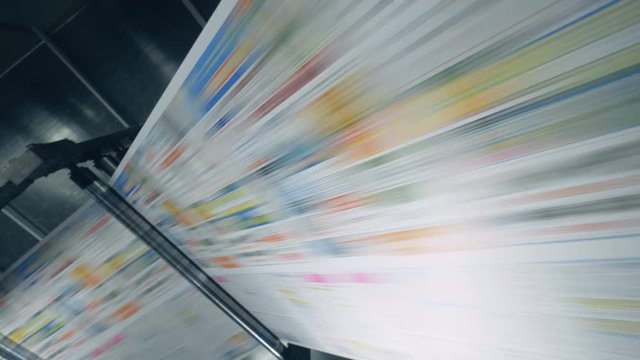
[0,125,140,209]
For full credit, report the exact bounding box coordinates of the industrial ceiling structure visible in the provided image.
[0,0,220,271]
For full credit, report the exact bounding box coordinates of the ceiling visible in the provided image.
[0,0,220,271]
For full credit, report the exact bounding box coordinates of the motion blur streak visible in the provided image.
[0,203,260,360]
[109,0,639,358]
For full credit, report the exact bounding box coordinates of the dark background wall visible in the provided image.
[0,0,219,272]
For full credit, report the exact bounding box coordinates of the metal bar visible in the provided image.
[106,153,122,165]
[103,156,119,172]
[31,27,132,128]
[0,334,42,360]
[68,166,288,360]
[1,205,46,242]
[181,0,207,28]
[93,156,118,177]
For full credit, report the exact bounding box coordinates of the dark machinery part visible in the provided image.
[0,125,140,209]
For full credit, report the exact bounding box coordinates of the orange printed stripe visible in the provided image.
[159,145,184,170]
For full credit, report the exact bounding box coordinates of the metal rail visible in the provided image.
[1,205,46,242]
[0,334,42,360]
[0,130,306,359]
[68,166,289,360]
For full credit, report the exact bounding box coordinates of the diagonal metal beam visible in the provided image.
[0,334,42,360]
[181,0,207,28]
[68,166,289,360]
[1,205,46,242]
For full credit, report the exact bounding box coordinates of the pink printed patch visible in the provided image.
[351,273,377,283]
[305,274,328,283]
[90,333,125,358]
[214,276,228,283]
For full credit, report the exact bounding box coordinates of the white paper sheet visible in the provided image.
[112,0,640,358]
